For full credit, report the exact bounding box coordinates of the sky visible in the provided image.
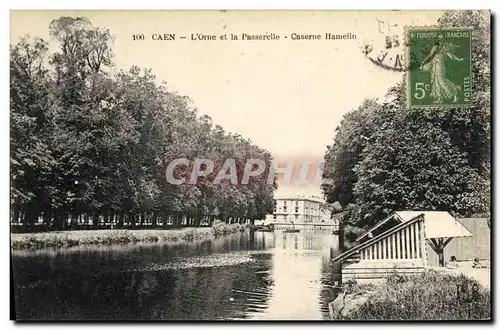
[11,10,444,196]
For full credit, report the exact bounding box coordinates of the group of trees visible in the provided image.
[322,10,490,238]
[11,17,276,231]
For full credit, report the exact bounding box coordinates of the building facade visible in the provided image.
[265,195,331,224]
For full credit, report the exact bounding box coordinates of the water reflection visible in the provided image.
[12,230,341,320]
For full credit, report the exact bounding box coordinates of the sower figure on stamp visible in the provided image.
[420,34,463,104]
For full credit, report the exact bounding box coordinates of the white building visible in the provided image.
[265,195,332,224]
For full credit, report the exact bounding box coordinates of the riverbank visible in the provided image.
[11,221,246,250]
[329,269,491,320]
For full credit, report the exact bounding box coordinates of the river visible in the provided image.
[12,230,342,320]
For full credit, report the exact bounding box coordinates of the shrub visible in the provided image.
[181,229,196,242]
[343,270,490,320]
[211,220,246,237]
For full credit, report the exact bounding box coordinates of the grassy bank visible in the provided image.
[333,270,490,320]
[11,221,246,250]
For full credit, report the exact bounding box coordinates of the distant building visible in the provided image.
[265,195,332,223]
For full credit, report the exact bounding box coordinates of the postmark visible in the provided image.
[361,18,408,72]
[406,27,472,108]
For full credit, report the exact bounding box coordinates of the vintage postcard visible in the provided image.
[10,10,491,321]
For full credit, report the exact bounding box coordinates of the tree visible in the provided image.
[322,99,382,207]
[48,16,117,228]
[437,10,490,185]
[10,16,277,231]
[352,106,488,229]
[10,37,54,228]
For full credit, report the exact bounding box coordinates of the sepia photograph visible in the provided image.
[9,9,491,321]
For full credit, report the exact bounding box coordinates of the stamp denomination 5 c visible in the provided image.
[407,27,472,108]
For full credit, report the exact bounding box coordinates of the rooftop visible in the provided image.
[356,211,473,242]
[273,194,325,203]
[395,211,472,239]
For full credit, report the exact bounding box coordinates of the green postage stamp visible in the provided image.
[407,27,472,108]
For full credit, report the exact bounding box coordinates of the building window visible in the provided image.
[295,200,298,205]
[284,215,288,222]
[284,206,287,212]
[295,207,299,213]
[294,214,299,219]
[273,214,276,219]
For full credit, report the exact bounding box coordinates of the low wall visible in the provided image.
[342,260,425,281]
